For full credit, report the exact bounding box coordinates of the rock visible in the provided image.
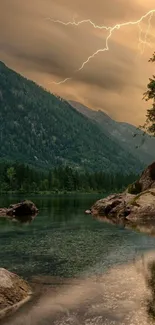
[0,268,31,319]
[85,210,91,215]
[0,208,8,217]
[89,162,155,234]
[125,189,155,222]
[128,162,155,194]
[0,200,38,219]
[91,193,134,225]
[139,162,155,191]
[91,193,133,217]
[7,200,38,217]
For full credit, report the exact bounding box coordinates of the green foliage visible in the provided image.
[127,181,142,194]
[7,166,16,186]
[0,161,138,194]
[143,52,155,134]
[0,61,143,173]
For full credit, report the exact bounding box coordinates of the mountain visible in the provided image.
[69,100,155,166]
[0,61,144,173]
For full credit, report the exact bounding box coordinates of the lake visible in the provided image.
[1,194,155,278]
[1,194,155,324]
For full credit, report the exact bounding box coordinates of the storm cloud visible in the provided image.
[0,0,155,124]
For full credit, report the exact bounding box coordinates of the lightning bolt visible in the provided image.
[47,9,155,85]
[138,11,153,54]
[142,11,153,52]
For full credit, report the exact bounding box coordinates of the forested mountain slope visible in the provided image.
[69,100,155,166]
[0,61,144,173]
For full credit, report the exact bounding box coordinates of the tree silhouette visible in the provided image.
[143,52,155,134]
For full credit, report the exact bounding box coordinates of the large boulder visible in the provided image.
[7,200,38,216]
[91,192,135,227]
[0,268,31,319]
[89,162,155,234]
[0,200,38,219]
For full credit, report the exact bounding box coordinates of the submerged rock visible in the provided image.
[0,268,31,319]
[90,162,155,234]
[0,200,38,220]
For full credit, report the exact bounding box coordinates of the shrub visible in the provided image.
[128,181,142,194]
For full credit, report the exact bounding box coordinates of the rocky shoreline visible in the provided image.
[0,269,32,321]
[88,162,155,235]
[0,201,38,319]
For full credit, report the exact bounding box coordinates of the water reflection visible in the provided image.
[94,215,155,236]
[12,214,37,224]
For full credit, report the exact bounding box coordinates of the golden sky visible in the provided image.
[0,0,155,125]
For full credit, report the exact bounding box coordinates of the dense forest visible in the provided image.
[0,161,138,194]
[70,100,155,166]
[0,61,144,173]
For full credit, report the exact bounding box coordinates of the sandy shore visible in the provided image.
[2,250,155,325]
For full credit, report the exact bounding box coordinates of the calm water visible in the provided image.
[1,194,155,279]
[2,194,155,325]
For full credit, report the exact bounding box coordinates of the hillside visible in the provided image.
[0,61,144,173]
[69,100,155,166]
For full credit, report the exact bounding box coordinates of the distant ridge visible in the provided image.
[69,100,155,166]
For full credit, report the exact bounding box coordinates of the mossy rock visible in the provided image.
[128,181,142,195]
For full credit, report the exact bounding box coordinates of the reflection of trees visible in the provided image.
[34,196,84,223]
[14,214,37,224]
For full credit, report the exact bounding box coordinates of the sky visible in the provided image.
[0,0,155,125]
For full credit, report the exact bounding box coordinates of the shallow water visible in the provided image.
[1,194,155,279]
[3,252,155,325]
[1,194,155,324]
[1,194,155,278]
